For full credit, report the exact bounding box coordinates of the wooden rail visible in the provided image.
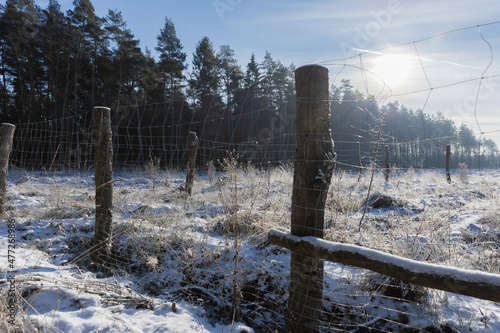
[268,228,500,303]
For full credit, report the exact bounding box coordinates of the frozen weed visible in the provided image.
[6,166,500,331]
[459,163,469,184]
[207,160,216,185]
[0,288,36,333]
[145,153,161,192]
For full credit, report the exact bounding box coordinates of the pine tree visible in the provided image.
[39,0,73,119]
[155,17,187,165]
[67,0,106,111]
[188,36,223,163]
[458,123,477,165]
[105,9,145,106]
[261,51,277,110]
[217,44,242,149]
[243,53,261,140]
[0,0,41,122]
[156,17,186,92]
[0,3,13,121]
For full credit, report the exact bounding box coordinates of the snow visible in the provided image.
[270,228,500,288]
[1,168,500,332]
[316,168,326,181]
[2,235,235,332]
[1,170,256,333]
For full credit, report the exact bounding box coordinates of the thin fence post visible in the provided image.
[185,131,199,196]
[0,124,15,215]
[135,105,145,168]
[92,107,114,266]
[287,65,335,332]
[446,144,451,183]
[357,142,362,181]
[384,145,390,182]
[478,141,481,172]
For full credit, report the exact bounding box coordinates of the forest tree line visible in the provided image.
[1,0,498,169]
[330,80,500,170]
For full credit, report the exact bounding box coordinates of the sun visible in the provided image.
[371,53,413,88]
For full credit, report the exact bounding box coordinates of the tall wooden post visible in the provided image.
[135,105,145,168]
[0,124,15,215]
[287,65,335,332]
[384,145,390,182]
[92,107,114,265]
[357,142,362,181]
[478,141,481,172]
[446,144,451,183]
[185,132,199,196]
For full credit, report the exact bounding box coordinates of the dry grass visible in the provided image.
[3,166,500,331]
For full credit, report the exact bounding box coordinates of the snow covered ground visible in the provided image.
[1,165,500,332]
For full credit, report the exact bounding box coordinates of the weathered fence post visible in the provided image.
[287,65,335,332]
[357,142,362,181]
[92,107,114,266]
[384,145,390,182]
[135,106,145,168]
[446,144,451,183]
[0,124,15,215]
[185,131,199,196]
[478,141,481,172]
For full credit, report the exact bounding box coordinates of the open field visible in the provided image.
[1,166,500,332]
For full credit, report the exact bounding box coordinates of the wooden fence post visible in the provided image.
[384,145,390,182]
[357,142,362,181]
[0,124,15,215]
[135,106,145,168]
[92,107,114,266]
[478,141,481,172]
[287,65,335,332]
[185,131,199,196]
[446,144,451,183]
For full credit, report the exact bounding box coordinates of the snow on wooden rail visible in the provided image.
[268,228,500,303]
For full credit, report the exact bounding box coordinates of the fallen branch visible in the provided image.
[268,228,500,303]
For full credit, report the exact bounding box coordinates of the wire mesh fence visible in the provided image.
[2,22,500,333]
[3,165,500,332]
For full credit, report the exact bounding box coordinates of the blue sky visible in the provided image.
[4,0,500,147]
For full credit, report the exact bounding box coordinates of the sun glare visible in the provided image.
[371,54,412,88]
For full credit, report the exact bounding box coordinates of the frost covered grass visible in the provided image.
[321,168,500,331]
[1,166,499,332]
[326,169,500,271]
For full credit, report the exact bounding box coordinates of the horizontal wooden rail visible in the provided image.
[268,229,500,303]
